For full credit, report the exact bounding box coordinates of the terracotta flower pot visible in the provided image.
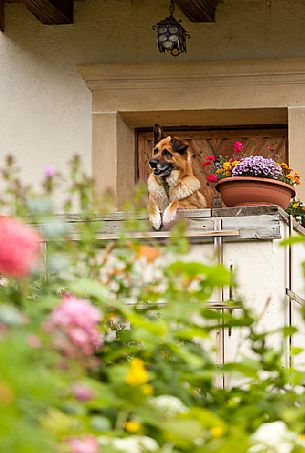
[215,176,296,210]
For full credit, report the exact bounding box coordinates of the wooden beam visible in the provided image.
[175,0,219,22]
[0,0,4,31]
[24,0,73,25]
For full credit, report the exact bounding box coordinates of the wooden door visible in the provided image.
[136,128,288,207]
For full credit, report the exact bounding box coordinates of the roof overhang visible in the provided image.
[1,0,220,32]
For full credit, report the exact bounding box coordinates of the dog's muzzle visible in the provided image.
[149,159,173,177]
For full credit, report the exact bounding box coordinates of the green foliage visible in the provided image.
[286,199,305,227]
[0,156,305,452]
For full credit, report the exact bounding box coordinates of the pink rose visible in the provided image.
[67,435,99,453]
[202,161,212,167]
[207,174,217,183]
[206,155,216,161]
[0,217,41,278]
[233,141,243,153]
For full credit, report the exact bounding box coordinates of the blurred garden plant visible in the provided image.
[1,155,305,453]
[286,199,305,227]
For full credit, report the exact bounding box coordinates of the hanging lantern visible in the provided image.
[153,0,190,57]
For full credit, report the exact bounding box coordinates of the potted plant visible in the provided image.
[203,142,299,209]
[286,198,305,227]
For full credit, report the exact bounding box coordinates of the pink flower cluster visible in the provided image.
[233,141,243,153]
[0,216,41,279]
[203,141,246,184]
[45,296,103,358]
[43,166,55,178]
[202,154,216,167]
[72,382,94,402]
[66,435,99,453]
[207,174,217,183]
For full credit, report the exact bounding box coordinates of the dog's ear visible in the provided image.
[171,138,189,155]
[153,124,165,145]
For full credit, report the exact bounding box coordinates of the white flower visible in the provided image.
[249,421,297,453]
[151,395,187,417]
[112,436,159,453]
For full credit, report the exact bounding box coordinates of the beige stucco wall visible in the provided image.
[1,0,305,184]
[181,219,305,381]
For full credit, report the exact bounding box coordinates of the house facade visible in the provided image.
[1,0,305,202]
[2,0,305,382]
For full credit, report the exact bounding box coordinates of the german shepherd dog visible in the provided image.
[148,125,207,230]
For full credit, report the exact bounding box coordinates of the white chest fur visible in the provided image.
[148,174,169,210]
[166,170,180,188]
[166,170,199,201]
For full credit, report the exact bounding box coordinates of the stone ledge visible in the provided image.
[37,205,303,243]
[211,205,281,218]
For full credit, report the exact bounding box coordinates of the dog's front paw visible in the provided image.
[149,212,162,230]
[162,207,178,230]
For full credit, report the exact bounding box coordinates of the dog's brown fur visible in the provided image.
[148,125,207,230]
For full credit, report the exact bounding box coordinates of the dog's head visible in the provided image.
[149,124,190,178]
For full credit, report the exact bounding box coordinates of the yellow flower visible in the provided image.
[210,426,223,438]
[293,203,299,208]
[231,160,240,167]
[216,169,224,175]
[225,171,231,176]
[126,358,148,385]
[142,384,153,395]
[223,162,232,170]
[281,162,289,169]
[298,433,305,441]
[124,421,141,433]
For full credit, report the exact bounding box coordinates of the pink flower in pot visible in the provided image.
[207,174,217,183]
